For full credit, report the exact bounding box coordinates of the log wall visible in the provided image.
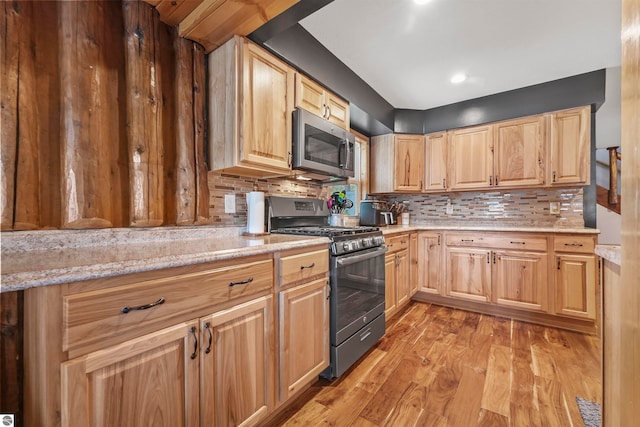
[0,0,210,231]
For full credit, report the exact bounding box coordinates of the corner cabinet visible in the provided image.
[548,106,591,186]
[384,233,412,318]
[371,134,425,193]
[295,74,350,130]
[208,36,294,177]
[417,232,443,295]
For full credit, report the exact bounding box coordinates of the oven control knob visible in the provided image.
[342,242,351,251]
[361,238,371,247]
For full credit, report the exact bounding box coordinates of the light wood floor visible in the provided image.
[270,302,601,427]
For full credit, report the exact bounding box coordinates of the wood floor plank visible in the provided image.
[382,382,427,427]
[481,344,512,416]
[273,303,601,427]
[445,365,486,426]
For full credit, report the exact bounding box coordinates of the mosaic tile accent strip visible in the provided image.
[383,188,585,228]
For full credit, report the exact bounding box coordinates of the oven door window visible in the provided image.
[334,248,385,343]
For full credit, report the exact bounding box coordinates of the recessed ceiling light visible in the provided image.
[450,73,467,84]
[414,0,432,4]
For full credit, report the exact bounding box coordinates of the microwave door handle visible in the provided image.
[344,139,352,170]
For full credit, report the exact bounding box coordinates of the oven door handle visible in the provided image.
[336,247,388,267]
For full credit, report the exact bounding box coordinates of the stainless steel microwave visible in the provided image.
[292,108,355,179]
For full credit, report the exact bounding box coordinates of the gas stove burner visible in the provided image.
[274,226,380,237]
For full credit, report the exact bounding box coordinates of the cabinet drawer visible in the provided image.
[554,235,595,253]
[482,235,548,252]
[386,234,410,252]
[63,259,273,355]
[446,233,547,251]
[280,249,329,285]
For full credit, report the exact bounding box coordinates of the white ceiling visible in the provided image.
[300,0,621,110]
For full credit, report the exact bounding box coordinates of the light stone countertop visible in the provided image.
[379,224,600,235]
[595,244,622,266]
[0,226,329,292]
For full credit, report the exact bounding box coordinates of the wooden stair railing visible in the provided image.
[597,147,622,214]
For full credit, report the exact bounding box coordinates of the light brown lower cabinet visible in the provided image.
[415,231,598,334]
[201,296,275,427]
[384,233,411,319]
[445,247,492,303]
[492,250,548,311]
[61,320,201,426]
[278,278,329,401]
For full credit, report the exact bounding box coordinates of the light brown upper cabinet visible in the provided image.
[424,132,449,192]
[493,115,546,188]
[208,36,294,177]
[548,106,591,186]
[295,74,350,130]
[370,134,425,193]
[449,125,493,190]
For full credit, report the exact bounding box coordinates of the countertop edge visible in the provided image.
[595,244,622,266]
[0,236,330,293]
[380,225,600,235]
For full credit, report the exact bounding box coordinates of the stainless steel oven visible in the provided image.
[328,246,386,378]
[266,196,387,380]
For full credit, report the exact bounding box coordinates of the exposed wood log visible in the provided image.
[59,0,121,229]
[174,33,197,225]
[33,1,63,229]
[0,291,24,426]
[13,1,40,230]
[169,31,209,226]
[123,0,164,227]
[193,41,210,224]
[159,23,177,226]
[0,1,19,230]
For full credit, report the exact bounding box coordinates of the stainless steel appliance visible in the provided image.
[292,108,355,179]
[266,196,386,379]
[359,200,395,226]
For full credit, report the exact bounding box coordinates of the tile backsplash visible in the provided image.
[383,188,585,228]
[207,172,325,226]
[207,171,585,229]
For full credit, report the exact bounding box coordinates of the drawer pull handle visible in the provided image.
[190,326,198,360]
[121,297,165,314]
[360,328,372,341]
[461,239,474,243]
[300,263,316,270]
[510,241,526,245]
[229,277,253,287]
[564,243,584,247]
[204,322,213,354]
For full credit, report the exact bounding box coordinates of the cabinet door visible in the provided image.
[394,135,425,192]
[61,321,200,427]
[201,295,275,427]
[450,125,493,190]
[424,132,448,191]
[446,247,491,302]
[555,254,596,319]
[409,233,419,296]
[295,73,325,118]
[418,232,442,295]
[494,115,545,187]
[279,278,329,401]
[548,106,590,185]
[241,42,294,171]
[493,250,548,312]
[396,249,411,308]
[385,253,397,318]
[325,94,350,130]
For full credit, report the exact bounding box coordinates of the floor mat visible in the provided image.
[576,397,601,427]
